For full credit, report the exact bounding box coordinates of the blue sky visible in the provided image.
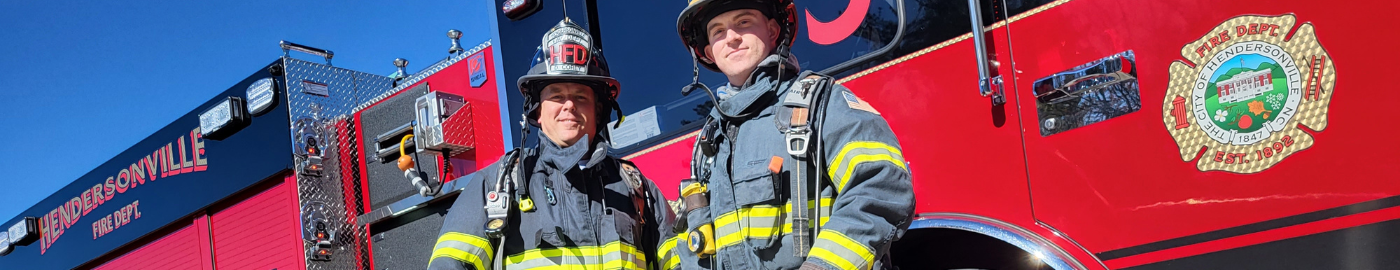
[0,1,481,221]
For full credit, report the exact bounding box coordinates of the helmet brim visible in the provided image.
[517,74,620,100]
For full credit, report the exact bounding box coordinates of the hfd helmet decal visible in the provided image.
[543,24,591,74]
[1163,14,1335,173]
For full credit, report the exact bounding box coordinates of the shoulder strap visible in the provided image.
[783,73,834,136]
[484,148,523,230]
[780,72,834,257]
[480,148,528,270]
[617,160,649,222]
[617,159,663,269]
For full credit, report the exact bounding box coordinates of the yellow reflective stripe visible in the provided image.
[810,230,875,270]
[430,232,493,269]
[715,205,783,248]
[710,198,837,249]
[607,243,645,269]
[836,154,907,192]
[782,197,835,213]
[504,241,645,270]
[827,142,906,193]
[658,235,683,270]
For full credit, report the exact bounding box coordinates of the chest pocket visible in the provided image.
[610,212,647,269]
[732,162,780,205]
[727,161,785,249]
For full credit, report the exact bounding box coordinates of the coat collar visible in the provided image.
[716,54,799,119]
[534,132,609,174]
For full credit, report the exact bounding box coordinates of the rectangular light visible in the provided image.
[8,217,38,246]
[0,231,10,256]
[199,96,252,141]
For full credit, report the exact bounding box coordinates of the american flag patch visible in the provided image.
[842,91,880,115]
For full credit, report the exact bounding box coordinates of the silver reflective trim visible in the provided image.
[910,214,1084,270]
[1037,221,1109,270]
[356,172,478,226]
[352,40,492,113]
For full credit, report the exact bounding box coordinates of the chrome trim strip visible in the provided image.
[351,40,493,113]
[1037,221,1108,270]
[910,213,1085,270]
[355,172,478,226]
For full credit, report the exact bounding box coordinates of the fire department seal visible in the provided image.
[1163,14,1335,173]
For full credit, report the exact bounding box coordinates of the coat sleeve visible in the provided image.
[672,120,717,270]
[641,174,681,270]
[427,162,502,270]
[802,85,916,270]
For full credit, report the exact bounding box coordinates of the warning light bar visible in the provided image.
[8,217,37,247]
[0,232,11,256]
[199,96,252,141]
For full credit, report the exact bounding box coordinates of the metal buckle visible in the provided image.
[785,127,810,158]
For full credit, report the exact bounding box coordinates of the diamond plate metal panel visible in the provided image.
[270,40,488,270]
[281,58,393,270]
[441,103,477,154]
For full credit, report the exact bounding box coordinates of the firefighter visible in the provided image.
[666,0,915,269]
[429,19,676,270]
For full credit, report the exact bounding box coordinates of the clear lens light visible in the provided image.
[200,100,234,136]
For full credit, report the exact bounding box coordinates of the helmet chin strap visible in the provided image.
[603,99,624,146]
[611,99,625,129]
[681,45,746,121]
[518,100,533,150]
[521,85,624,147]
[681,44,794,122]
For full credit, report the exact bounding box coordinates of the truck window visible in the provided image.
[837,0,1057,75]
[509,0,1056,152]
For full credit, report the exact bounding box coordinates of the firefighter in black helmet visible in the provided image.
[429,18,677,270]
[665,0,916,270]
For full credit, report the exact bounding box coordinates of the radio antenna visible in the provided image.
[560,0,569,20]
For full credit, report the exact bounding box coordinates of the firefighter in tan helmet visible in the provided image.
[429,19,677,270]
[663,0,916,269]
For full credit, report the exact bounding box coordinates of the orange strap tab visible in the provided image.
[769,156,785,174]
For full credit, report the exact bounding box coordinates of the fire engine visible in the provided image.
[1,0,1396,269]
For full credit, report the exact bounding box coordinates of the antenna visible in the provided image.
[559,0,568,20]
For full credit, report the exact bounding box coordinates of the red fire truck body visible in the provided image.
[620,0,1400,269]
[2,0,1397,269]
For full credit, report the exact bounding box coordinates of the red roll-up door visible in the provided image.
[209,176,304,270]
[92,224,204,270]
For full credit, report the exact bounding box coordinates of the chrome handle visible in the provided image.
[280,40,335,65]
[1032,52,1137,103]
[967,0,1005,106]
